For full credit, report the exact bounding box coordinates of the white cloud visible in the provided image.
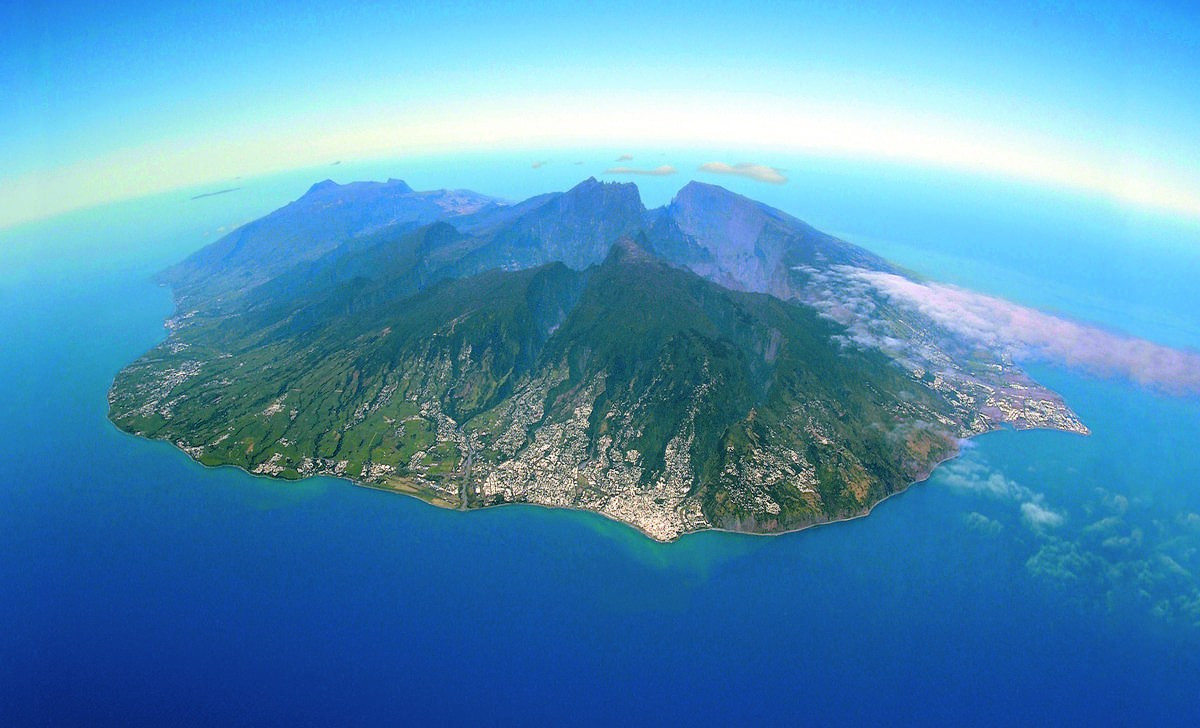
[1026,500,1200,626]
[1021,501,1066,530]
[964,511,1003,535]
[937,458,1032,500]
[849,269,1200,395]
[699,161,787,184]
[938,455,1068,535]
[603,165,677,176]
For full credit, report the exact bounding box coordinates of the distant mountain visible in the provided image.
[110,177,1087,541]
[162,178,501,307]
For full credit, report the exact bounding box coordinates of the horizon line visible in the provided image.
[5,148,1200,233]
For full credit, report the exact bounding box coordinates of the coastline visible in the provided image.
[106,409,1075,544]
[106,276,1091,545]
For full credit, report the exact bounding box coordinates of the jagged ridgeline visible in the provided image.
[110,178,1086,540]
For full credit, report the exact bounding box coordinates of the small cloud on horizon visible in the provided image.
[699,161,788,184]
[603,165,677,177]
[616,154,633,161]
[331,160,341,166]
[531,160,548,169]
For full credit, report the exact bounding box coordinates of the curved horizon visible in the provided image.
[3,1,1200,228]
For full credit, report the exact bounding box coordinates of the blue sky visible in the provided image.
[2,0,1199,226]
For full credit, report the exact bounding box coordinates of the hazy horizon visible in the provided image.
[5,1,1200,227]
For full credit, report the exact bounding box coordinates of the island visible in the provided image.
[189,187,241,200]
[109,177,1088,541]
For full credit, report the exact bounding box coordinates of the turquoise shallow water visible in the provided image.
[2,154,1199,724]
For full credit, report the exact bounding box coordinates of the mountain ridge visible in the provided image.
[109,176,1088,541]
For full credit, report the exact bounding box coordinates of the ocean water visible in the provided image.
[2,154,1199,725]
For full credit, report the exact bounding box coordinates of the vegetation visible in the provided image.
[109,177,1077,539]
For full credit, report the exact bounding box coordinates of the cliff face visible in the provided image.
[109,177,1086,541]
[659,181,897,298]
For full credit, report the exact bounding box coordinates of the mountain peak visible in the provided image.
[566,176,628,192]
[672,180,749,209]
[678,179,722,193]
[560,177,645,214]
[305,179,340,196]
[305,178,414,198]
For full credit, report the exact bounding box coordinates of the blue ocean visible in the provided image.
[2,153,1199,725]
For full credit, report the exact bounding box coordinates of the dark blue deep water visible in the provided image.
[3,155,1199,725]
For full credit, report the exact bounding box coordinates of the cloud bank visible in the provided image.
[603,165,677,176]
[942,453,1200,627]
[940,458,1031,500]
[937,456,1063,534]
[1025,485,1200,627]
[850,270,1200,395]
[699,162,788,184]
[616,154,633,161]
[963,511,1003,535]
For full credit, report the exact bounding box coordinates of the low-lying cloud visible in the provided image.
[937,456,1063,535]
[1026,485,1200,627]
[851,270,1200,395]
[604,165,677,176]
[964,511,1003,535]
[699,161,787,184]
[616,154,633,161]
[940,458,1031,500]
[531,160,548,169]
[1021,501,1066,530]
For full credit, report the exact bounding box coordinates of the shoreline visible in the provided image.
[105,282,1090,545]
[105,407,1083,544]
[103,236,1097,544]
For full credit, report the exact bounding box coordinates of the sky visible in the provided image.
[2,0,1200,228]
